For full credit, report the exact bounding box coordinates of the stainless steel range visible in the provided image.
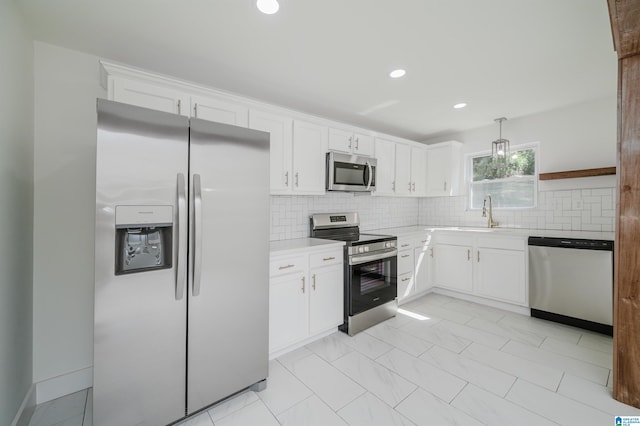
[310,213,397,335]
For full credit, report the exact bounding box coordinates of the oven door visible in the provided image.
[348,249,397,316]
[326,152,376,192]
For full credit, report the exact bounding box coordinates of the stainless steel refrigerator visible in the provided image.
[94,99,269,426]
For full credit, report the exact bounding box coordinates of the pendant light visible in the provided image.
[492,117,510,165]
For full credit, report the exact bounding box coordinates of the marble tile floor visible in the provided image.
[28,293,640,426]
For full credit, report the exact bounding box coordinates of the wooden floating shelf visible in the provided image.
[538,166,617,181]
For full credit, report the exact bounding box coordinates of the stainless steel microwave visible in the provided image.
[326,151,377,192]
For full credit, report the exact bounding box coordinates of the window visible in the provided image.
[468,144,538,209]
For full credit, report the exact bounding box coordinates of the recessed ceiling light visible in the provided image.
[389,69,406,79]
[257,0,279,15]
[453,103,467,109]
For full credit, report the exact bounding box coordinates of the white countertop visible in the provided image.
[270,237,345,257]
[367,225,615,241]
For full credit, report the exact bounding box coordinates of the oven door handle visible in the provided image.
[349,248,398,265]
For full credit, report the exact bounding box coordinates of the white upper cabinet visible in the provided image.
[249,110,293,195]
[395,143,412,196]
[190,95,248,127]
[374,139,429,197]
[426,141,463,197]
[328,128,374,157]
[292,120,328,195]
[374,138,396,195]
[110,76,189,116]
[411,145,428,196]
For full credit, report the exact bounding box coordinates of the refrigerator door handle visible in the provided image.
[176,173,187,300]
[192,174,203,296]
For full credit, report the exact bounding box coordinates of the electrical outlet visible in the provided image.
[572,199,583,210]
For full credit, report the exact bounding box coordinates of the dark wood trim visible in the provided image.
[610,0,640,409]
[608,0,640,59]
[538,167,616,181]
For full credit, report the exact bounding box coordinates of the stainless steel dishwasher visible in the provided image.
[528,236,613,335]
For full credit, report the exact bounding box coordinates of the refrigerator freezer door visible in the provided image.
[187,119,270,413]
[94,99,189,426]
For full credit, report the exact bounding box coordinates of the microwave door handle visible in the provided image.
[365,161,373,190]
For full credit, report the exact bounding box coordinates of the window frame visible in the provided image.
[465,142,539,211]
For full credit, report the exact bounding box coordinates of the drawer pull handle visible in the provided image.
[477,251,480,262]
[467,249,471,261]
[401,254,410,258]
[323,256,335,261]
[401,277,411,282]
[279,264,295,270]
[421,240,427,243]
[401,244,410,248]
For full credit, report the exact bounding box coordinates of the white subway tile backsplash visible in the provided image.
[418,187,616,234]
[270,187,616,241]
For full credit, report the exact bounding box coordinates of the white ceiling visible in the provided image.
[18,0,618,141]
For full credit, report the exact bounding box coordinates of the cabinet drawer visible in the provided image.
[309,250,343,269]
[398,272,414,300]
[477,236,525,251]
[397,237,414,251]
[398,249,414,275]
[270,255,306,277]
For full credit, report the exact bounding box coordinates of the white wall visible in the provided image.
[33,43,105,388]
[425,95,617,184]
[0,1,34,423]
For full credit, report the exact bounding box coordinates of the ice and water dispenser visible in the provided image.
[114,205,173,275]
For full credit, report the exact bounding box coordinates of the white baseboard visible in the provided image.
[11,384,36,426]
[36,367,93,404]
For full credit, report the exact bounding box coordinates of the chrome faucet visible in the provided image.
[482,195,499,228]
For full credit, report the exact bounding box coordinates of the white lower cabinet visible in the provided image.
[474,237,527,305]
[433,243,474,293]
[309,263,343,335]
[432,233,528,307]
[396,232,433,303]
[414,235,433,294]
[269,271,308,352]
[269,246,343,356]
[396,236,415,302]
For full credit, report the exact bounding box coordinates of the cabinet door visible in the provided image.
[426,145,451,196]
[475,248,526,305]
[269,272,309,353]
[433,244,473,293]
[309,264,343,335]
[373,138,396,195]
[411,146,428,196]
[328,128,353,153]
[414,245,432,294]
[249,110,293,194]
[111,77,188,116]
[191,95,248,127]
[395,143,412,196]
[353,133,374,156]
[292,120,328,194]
